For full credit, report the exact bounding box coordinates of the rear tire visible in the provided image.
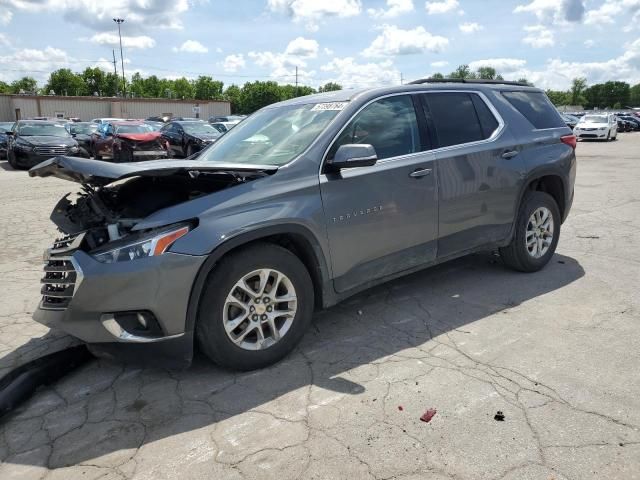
[500,191,560,273]
[196,243,314,371]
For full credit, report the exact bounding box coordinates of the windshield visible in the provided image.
[581,115,608,123]
[115,124,153,134]
[18,123,70,137]
[182,123,221,135]
[198,103,341,166]
[69,123,98,135]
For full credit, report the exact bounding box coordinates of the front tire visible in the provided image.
[196,243,314,371]
[7,150,20,169]
[500,191,560,272]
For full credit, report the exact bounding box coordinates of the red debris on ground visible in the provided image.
[420,408,437,423]
[398,406,404,411]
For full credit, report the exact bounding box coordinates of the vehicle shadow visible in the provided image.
[1,252,585,468]
[0,160,17,171]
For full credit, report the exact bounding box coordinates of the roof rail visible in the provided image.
[408,78,530,87]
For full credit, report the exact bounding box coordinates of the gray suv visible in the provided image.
[30,80,576,370]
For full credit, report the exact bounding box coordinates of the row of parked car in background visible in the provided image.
[560,111,640,141]
[0,114,247,169]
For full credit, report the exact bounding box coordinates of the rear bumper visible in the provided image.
[33,250,207,367]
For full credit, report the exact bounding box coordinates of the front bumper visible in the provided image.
[574,130,608,139]
[33,248,206,367]
[13,149,84,167]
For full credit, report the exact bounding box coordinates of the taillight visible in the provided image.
[561,134,576,150]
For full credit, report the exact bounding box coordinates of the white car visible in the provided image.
[574,114,618,141]
[90,117,124,125]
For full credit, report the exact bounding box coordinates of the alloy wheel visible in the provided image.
[526,207,554,258]
[222,268,297,351]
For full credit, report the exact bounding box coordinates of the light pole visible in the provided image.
[113,18,126,97]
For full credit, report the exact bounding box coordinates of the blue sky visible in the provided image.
[0,0,639,90]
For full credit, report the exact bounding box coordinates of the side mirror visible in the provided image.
[327,144,378,170]
[5,131,13,136]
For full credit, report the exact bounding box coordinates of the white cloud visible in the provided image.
[0,46,73,83]
[1,0,190,33]
[0,33,10,46]
[514,0,585,24]
[172,40,208,54]
[522,24,554,48]
[284,37,319,58]
[425,0,458,15]
[469,58,527,73]
[320,56,400,87]
[431,60,449,68]
[584,39,595,48]
[362,25,448,57]
[90,33,156,49]
[459,22,483,34]
[222,54,246,72]
[1,9,13,25]
[368,0,413,18]
[324,47,334,55]
[584,0,640,26]
[268,0,362,30]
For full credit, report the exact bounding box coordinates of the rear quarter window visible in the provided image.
[502,91,566,129]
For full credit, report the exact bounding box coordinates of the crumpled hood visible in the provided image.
[28,156,278,186]
[116,132,161,142]
[18,136,77,146]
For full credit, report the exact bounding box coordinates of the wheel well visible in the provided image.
[218,233,325,309]
[527,175,565,218]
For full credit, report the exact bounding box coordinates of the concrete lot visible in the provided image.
[1,135,639,480]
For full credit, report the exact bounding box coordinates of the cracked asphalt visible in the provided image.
[1,135,639,480]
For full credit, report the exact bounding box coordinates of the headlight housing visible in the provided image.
[70,146,79,153]
[92,224,191,264]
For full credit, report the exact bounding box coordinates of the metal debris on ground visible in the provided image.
[494,411,505,421]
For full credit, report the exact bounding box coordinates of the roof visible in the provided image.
[271,81,541,109]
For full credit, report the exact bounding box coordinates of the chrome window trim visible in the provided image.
[319,89,505,174]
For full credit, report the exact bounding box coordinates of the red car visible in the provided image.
[90,121,170,162]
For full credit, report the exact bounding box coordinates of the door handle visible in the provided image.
[502,150,519,159]
[409,168,432,178]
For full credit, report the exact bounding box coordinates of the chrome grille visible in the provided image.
[34,146,68,156]
[40,233,84,310]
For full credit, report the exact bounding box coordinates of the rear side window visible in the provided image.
[329,95,420,160]
[424,92,498,148]
[502,91,565,129]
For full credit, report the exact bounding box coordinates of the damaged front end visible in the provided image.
[29,156,277,367]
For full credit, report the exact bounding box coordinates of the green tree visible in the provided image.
[194,76,224,100]
[517,77,533,86]
[239,81,282,113]
[476,66,497,80]
[449,65,476,79]
[44,69,85,96]
[10,77,38,94]
[223,84,242,113]
[318,82,342,92]
[279,84,315,101]
[0,80,10,93]
[80,67,106,96]
[584,84,604,109]
[601,81,630,108]
[129,72,146,98]
[102,73,120,97]
[430,72,444,80]
[173,77,194,99]
[631,83,640,106]
[570,77,587,106]
[545,89,571,106]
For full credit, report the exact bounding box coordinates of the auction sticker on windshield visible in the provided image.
[311,102,348,111]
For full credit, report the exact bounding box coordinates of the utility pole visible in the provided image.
[400,72,404,85]
[113,18,126,97]
[295,66,298,97]
[112,49,118,77]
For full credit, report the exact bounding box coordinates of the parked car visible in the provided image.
[560,113,579,129]
[210,121,240,133]
[30,81,576,370]
[91,121,170,162]
[6,120,85,169]
[618,115,640,131]
[90,117,124,125]
[0,121,13,159]
[616,117,632,132]
[208,115,246,123]
[66,122,98,157]
[160,120,222,157]
[144,121,164,131]
[146,115,172,123]
[170,117,204,122]
[574,114,618,140]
